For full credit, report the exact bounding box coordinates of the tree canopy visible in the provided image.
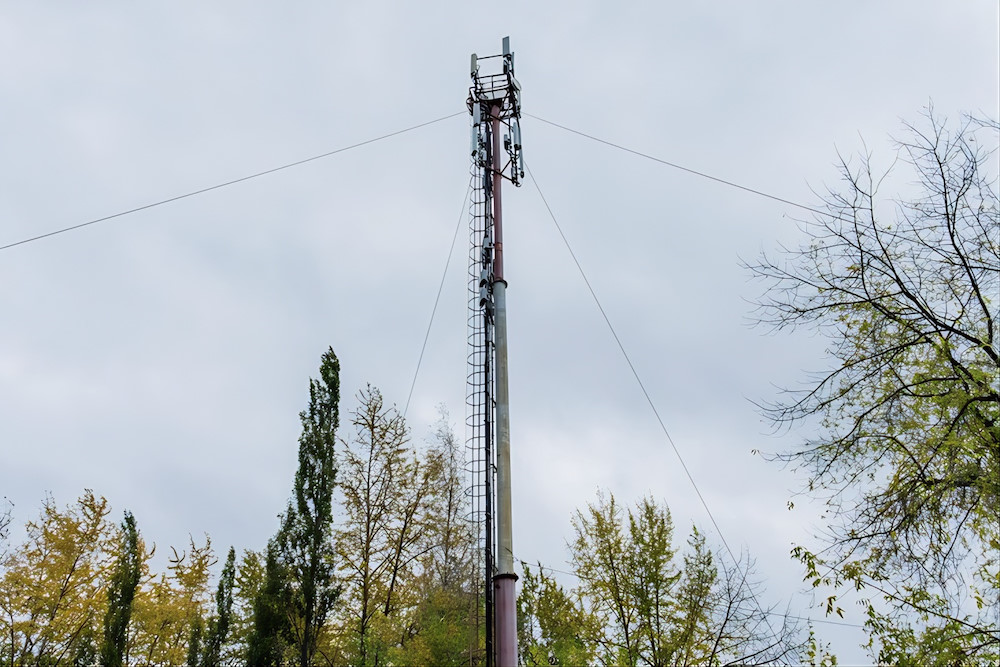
[749,108,999,662]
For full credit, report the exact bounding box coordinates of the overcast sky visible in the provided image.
[2,2,997,662]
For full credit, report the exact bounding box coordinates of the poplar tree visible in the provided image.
[249,347,341,666]
[185,616,203,667]
[201,547,236,667]
[288,347,341,665]
[245,542,291,667]
[101,511,141,667]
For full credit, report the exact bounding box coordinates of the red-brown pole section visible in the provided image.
[490,103,518,667]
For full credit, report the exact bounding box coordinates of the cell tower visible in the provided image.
[466,36,523,667]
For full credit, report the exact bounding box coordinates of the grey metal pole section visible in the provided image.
[490,103,518,667]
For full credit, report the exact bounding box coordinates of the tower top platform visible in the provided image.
[468,36,521,121]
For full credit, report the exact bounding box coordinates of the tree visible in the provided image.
[702,548,801,665]
[128,536,214,666]
[100,511,141,667]
[285,347,341,666]
[399,585,476,667]
[0,490,114,666]
[0,497,11,561]
[185,616,203,667]
[249,346,341,666]
[569,492,672,666]
[199,546,236,667]
[333,385,425,666]
[667,528,715,665]
[329,391,480,667]
[748,108,999,661]
[0,493,241,667]
[563,491,802,666]
[245,542,292,667]
[517,563,598,666]
[388,410,479,667]
[228,550,266,665]
[803,626,839,667]
[420,409,475,598]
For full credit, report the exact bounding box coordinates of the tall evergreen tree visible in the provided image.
[100,511,141,667]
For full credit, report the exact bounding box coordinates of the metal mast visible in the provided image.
[468,36,523,667]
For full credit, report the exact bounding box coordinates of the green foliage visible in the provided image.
[398,586,475,667]
[557,491,798,666]
[245,542,292,667]
[225,549,264,665]
[667,528,716,665]
[0,495,223,667]
[571,492,710,665]
[1,356,810,665]
[379,408,478,667]
[421,409,476,596]
[100,511,141,667]
[333,385,431,666]
[185,615,203,667]
[750,109,999,660]
[517,563,597,666]
[284,346,341,666]
[628,496,680,665]
[0,490,114,666]
[71,625,99,667]
[804,626,838,666]
[2,352,497,667]
[569,491,639,665]
[200,546,235,667]
[128,536,214,666]
[248,347,341,667]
